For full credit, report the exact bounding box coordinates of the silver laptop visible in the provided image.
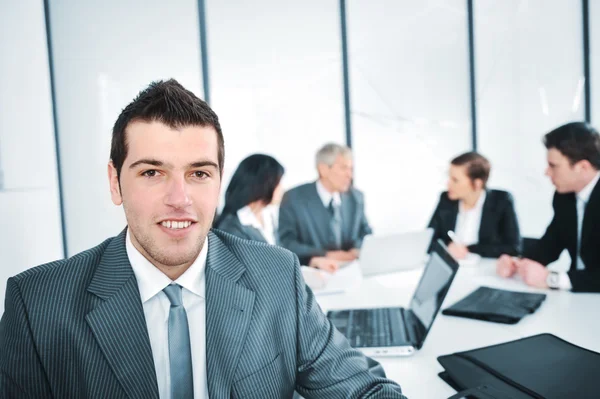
[327,240,459,357]
[359,228,434,277]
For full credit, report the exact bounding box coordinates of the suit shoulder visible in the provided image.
[435,191,454,206]
[283,182,315,199]
[488,189,513,202]
[211,230,297,272]
[439,191,450,201]
[349,186,366,202]
[10,236,113,289]
[216,213,241,231]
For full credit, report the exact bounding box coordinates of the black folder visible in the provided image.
[442,286,546,324]
[438,334,600,399]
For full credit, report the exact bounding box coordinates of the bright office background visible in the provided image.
[0,0,596,309]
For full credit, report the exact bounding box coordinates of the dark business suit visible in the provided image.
[428,189,521,258]
[523,179,600,293]
[216,212,270,244]
[0,229,405,398]
[278,182,373,265]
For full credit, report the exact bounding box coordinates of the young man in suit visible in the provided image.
[497,122,600,293]
[0,80,405,398]
[278,143,372,273]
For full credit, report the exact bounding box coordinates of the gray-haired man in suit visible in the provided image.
[0,80,405,398]
[279,144,373,273]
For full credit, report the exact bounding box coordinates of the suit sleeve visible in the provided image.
[0,278,52,398]
[291,254,406,398]
[567,269,600,293]
[427,195,447,253]
[522,194,566,265]
[354,196,373,249]
[216,215,250,241]
[278,193,326,265]
[467,193,522,258]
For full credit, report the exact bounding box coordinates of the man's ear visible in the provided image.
[108,161,123,206]
[577,159,593,172]
[316,163,327,179]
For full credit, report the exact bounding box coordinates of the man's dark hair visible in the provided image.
[543,122,600,169]
[450,151,491,188]
[110,79,224,180]
[215,154,285,226]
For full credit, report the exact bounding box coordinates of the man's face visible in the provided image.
[545,148,580,193]
[320,155,353,193]
[108,121,221,269]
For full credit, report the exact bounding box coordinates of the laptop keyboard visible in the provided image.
[329,308,409,348]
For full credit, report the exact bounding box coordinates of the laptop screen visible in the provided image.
[408,240,458,347]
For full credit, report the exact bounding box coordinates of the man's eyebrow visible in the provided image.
[129,159,167,169]
[188,161,219,170]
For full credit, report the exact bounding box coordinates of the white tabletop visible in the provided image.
[314,259,600,399]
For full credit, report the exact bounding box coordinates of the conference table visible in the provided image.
[312,258,600,398]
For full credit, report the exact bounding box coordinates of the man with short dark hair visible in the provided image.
[0,80,405,398]
[497,122,600,293]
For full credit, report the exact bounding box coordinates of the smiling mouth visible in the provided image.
[160,220,195,230]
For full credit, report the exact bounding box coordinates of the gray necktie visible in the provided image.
[576,197,586,271]
[163,284,194,399]
[328,199,342,249]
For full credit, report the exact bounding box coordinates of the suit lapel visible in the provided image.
[440,200,459,237]
[582,177,600,248]
[478,190,493,241]
[85,230,159,399]
[307,182,334,246]
[341,192,356,244]
[205,232,255,397]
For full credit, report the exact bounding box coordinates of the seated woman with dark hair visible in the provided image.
[428,151,522,260]
[215,154,284,244]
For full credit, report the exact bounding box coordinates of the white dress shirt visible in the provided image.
[316,180,341,208]
[126,230,209,399]
[557,171,600,290]
[454,191,487,246]
[237,205,278,245]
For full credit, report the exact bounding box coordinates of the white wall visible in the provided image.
[0,0,64,312]
[475,0,584,238]
[47,0,205,255]
[347,0,472,235]
[206,0,346,196]
[591,0,600,125]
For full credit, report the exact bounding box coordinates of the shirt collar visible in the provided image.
[577,171,600,204]
[459,190,486,213]
[316,180,341,208]
[126,229,207,303]
[237,205,272,229]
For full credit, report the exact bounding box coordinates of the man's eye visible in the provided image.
[194,171,208,179]
[142,170,158,177]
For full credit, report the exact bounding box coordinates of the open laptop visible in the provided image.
[327,239,459,357]
[359,228,434,277]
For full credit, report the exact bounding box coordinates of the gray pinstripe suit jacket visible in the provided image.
[0,229,406,398]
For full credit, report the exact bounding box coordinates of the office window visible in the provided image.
[206,0,346,196]
[48,0,205,254]
[590,0,600,124]
[347,0,471,234]
[475,0,584,236]
[0,0,64,314]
